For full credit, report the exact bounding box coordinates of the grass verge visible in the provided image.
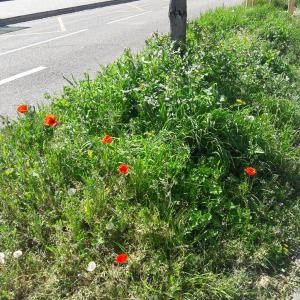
[0,3,300,299]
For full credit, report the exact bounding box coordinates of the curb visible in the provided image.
[0,0,138,26]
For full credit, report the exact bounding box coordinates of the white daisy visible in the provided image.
[0,252,5,264]
[13,250,23,258]
[68,188,77,196]
[245,115,255,122]
[106,223,115,230]
[86,261,96,272]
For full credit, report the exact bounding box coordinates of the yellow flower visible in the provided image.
[105,187,111,194]
[146,131,155,138]
[283,243,289,254]
[236,99,247,105]
[87,150,93,159]
[4,168,14,175]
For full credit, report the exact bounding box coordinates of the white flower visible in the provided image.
[105,223,115,230]
[29,171,39,177]
[13,250,23,258]
[245,115,255,122]
[258,275,270,288]
[0,252,5,264]
[86,261,96,272]
[68,188,77,196]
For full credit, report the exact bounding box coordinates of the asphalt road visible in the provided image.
[0,0,242,118]
[0,0,117,19]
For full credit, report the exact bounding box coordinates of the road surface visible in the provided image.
[0,0,242,118]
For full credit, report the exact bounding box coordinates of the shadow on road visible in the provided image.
[0,0,141,26]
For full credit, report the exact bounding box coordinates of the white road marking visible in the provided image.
[127,3,146,12]
[57,17,66,32]
[1,31,62,38]
[107,11,152,24]
[0,29,88,57]
[0,66,47,86]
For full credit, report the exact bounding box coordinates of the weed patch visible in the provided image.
[0,4,300,299]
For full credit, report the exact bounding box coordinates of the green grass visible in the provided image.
[1,4,300,299]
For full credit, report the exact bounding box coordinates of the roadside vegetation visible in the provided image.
[0,3,300,299]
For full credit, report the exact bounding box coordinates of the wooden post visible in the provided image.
[288,0,296,14]
[169,0,187,51]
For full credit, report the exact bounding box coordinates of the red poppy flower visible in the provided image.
[245,167,256,176]
[119,164,129,174]
[101,134,113,144]
[17,105,28,113]
[116,253,128,264]
[44,114,59,127]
